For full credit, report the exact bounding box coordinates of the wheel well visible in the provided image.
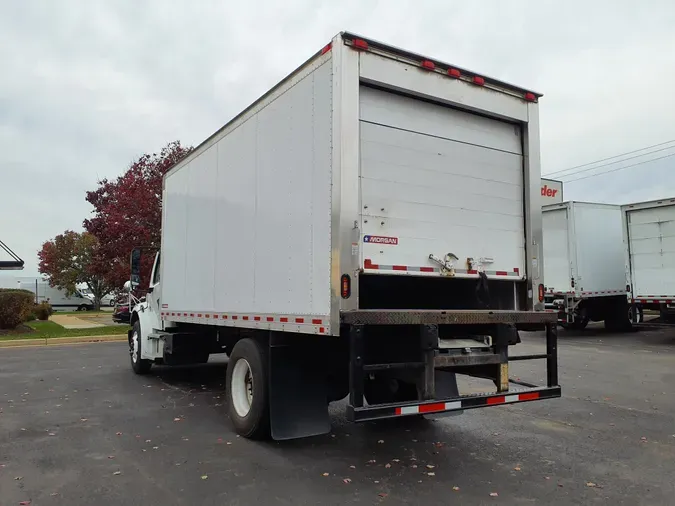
[130,311,140,328]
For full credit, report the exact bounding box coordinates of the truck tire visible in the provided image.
[560,317,588,331]
[364,376,418,405]
[629,304,643,324]
[130,320,152,375]
[226,338,270,439]
[605,303,632,332]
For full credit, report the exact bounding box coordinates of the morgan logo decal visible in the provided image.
[364,235,399,245]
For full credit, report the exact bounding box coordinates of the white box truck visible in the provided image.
[127,32,560,440]
[622,197,675,320]
[542,202,632,330]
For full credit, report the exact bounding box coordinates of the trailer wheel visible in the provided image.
[226,338,270,439]
[130,320,152,375]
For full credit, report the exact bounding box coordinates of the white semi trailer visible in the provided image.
[127,32,560,440]
[623,197,675,320]
[542,202,632,330]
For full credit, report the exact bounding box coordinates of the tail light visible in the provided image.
[352,39,368,50]
[341,274,351,299]
[538,284,544,303]
[421,60,435,70]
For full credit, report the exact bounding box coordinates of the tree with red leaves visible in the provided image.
[38,231,112,310]
[84,141,192,291]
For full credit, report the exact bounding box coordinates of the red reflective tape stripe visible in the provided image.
[205,314,210,318]
[519,392,540,401]
[232,315,238,320]
[467,269,478,274]
[319,327,325,333]
[213,314,219,319]
[419,402,446,413]
[295,318,305,324]
[514,267,520,274]
[254,316,261,321]
[420,267,435,272]
[364,259,379,269]
[243,316,249,320]
[190,313,195,317]
[495,271,508,276]
[392,265,407,271]
[320,42,332,55]
[487,396,505,405]
[183,313,188,316]
[197,314,202,317]
[267,317,274,322]
[312,319,322,325]
[280,317,288,323]
[395,407,402,415]
[223,315,228,319]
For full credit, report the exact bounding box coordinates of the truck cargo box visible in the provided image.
[543,201,625,297]
[158,33,546,337]
[623,197,675,304]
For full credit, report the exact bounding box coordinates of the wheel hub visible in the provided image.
[131,331,139,363]
[231,358,254,418]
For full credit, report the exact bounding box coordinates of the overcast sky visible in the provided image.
[2,0,675,276]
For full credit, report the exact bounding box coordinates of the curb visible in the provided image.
[0,335,128,348]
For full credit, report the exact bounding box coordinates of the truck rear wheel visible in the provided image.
[560,317,588,331]
[130,321,152,375]
[226,338,270,439]
[364,376,418,405]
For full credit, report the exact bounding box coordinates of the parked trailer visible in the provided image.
[543,201,633,330]
[623,197,675,320]
[128,32,560,440]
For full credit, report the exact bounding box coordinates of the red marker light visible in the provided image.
[421,60,435,70]
[524,92,536,102]
[352,39,368,50]
[341,274,351,299]
[538,284,545,303]
[472,76,485,86]
[321,43,332,55]
[448,68,461,78]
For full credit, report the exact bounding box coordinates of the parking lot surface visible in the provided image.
[1,327,674,505]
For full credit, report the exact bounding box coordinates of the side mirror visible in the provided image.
[130,248,142,287]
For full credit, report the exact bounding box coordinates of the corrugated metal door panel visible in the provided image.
[359,86,525,275]
[628,205,675,296]
[542,207,572,293]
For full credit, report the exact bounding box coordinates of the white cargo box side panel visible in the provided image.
[625,202,675,297]
[359,86,525,277]
[162,59,333,326]
[542,205,572,293]
[571,203,625,295]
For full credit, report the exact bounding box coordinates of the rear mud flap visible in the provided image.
[423,370,462,419]
[269,346,330,440]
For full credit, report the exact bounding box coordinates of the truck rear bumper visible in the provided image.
[341,309,557,326]
[347,384,561,422]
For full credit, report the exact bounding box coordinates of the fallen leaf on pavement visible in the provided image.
[48,433,56,436]
[586,482,597,488]
[392,459,400,463]
[343,478,352,484]
[368,459,376,464]
[226,442,232,445]
[15,476,23,481]
[19,501,31,505]
[377,440,384,444]
[426,465,435,469]
[385,463,391,469]
[349,465,356,469]
[490,492,499,497]
[174,418,182,422]
[322,473,329,477]
[411,465,418,469]
[201,475,208,480]
[113,471,121,476]
[80,418,88,422]
[116,432,122,436]
[378,493,388,498]
[427,472,435,477]
[152,447,159,450]
[452,486,460,491]
[514,466,521,471]
[145,440,152,443]
[545,477,550,480]
[108,456,115,459]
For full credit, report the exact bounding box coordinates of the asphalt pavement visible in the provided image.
[1,327,674,505]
